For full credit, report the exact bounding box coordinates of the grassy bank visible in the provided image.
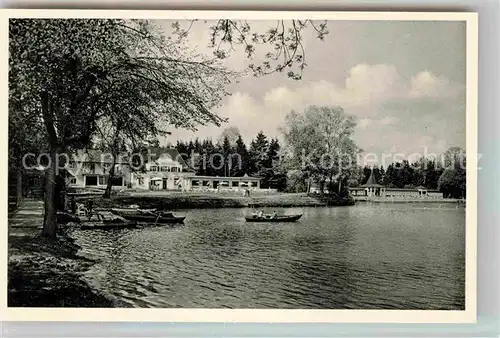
[87,192,355,210]
[8,227,113,307]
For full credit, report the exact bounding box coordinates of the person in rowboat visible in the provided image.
[271,211,278,219]
[257,210,264,218]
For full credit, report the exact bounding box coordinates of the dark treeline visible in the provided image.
[350,151,466,199]
[353,159,444,190]
[175,131,467,199]
[175,131,287,190]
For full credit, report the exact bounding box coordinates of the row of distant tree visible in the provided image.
[350,156,462,190]
[174,123,466,199]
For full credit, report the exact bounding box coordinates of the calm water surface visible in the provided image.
[73,203,465,309]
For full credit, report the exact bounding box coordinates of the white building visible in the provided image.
[66,150,131,189]
[130,147,194,190]
[67,147,262,192]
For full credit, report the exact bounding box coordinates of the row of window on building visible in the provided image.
[149,166,181,172]
[191,180,258,187]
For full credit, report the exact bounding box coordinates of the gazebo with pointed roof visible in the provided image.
[360,169,385,197]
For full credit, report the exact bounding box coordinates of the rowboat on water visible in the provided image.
[245,214,302,223]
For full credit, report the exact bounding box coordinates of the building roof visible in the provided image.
[148,147,190,168]
[360,170,384,188]
[73,150,130,164]
[71,147,192,169]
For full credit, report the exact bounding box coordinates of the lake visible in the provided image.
[73,203,465,309]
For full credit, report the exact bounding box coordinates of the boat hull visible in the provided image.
[114,212,185,224]
[245,214,302,222]
[80,221,137,230]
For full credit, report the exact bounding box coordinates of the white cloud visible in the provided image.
[380,117,397,125]
[409,70,461,99]
[357,118,372,130]
[168,64,464,159]
[345,64,407,103]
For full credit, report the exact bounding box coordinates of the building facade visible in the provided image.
[130,147,194,191]
[67,150,132,189]
[348,170,443,198]
[180,174,261,192]
[67,147,263,192]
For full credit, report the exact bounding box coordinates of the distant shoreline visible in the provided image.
[353,197,464,204]
[83,191,355,210]
[78,191,465,210]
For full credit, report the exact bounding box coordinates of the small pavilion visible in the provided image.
[415,185,429,196]
[360,170,385,197]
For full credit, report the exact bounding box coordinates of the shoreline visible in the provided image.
[8,203,113,307]
[86,192,351,210]
[8,233,114,307]
[80,191,462,210]
[353,197,464,204]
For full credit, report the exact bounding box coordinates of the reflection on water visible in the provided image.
[73,203,465,309]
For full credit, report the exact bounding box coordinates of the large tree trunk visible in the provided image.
[319,179,325,194]
[42,149,57,238]
[103,156,117,199]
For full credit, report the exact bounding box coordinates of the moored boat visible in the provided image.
[80,211,137,230]
[245,214,302,222]
[80,214,137,230]
[80,220,138,230]
[112,209,185,224]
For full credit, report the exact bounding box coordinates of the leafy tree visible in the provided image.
[9,101,47,203]
[285,169,308,193]
[281,105,359,194]
[442,146,466,169]
[346,165,365,187]
[438,165,466,198]
[218,126,241,146]
[10,19,235,238]
[438,147,466,198]
[173,19,329,80]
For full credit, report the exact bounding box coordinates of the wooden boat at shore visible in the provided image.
[78,210,138,230]
[245,214,302,223]
[80,219,138,230]
[111,209,185,224]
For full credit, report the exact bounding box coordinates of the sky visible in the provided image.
[157,20,466,164]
